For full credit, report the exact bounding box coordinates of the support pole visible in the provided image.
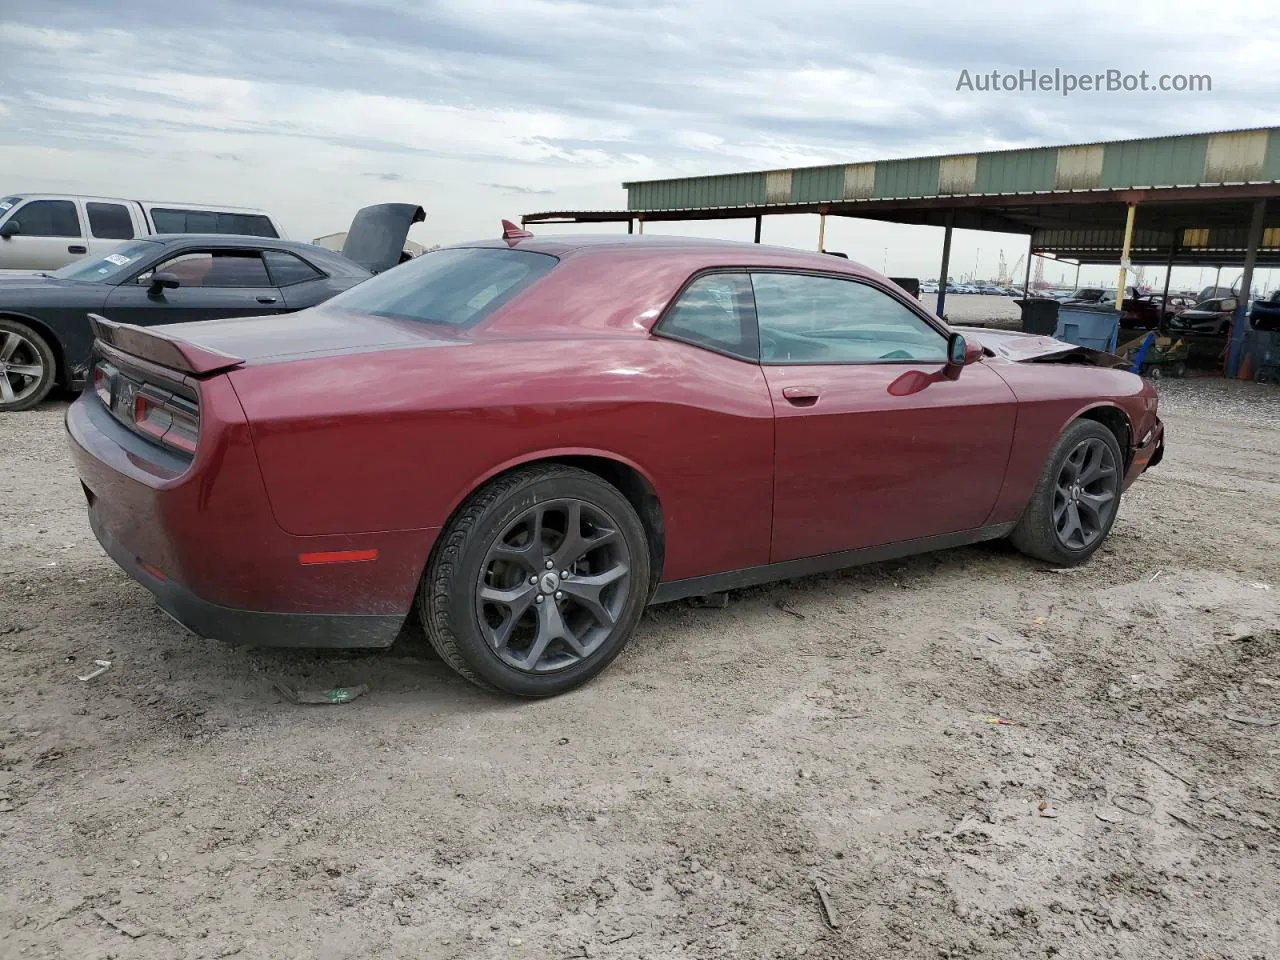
[1074,261,1081,289]
[1116,203,1137,305]
[627,219,633,235]
[1228,198,1266,378]
[637,217,644,235]
[936,210,955,318]
[1160,233,1177,323]
[817,212,826,253]
[753,216,762,243]
[1022,239,1033,297]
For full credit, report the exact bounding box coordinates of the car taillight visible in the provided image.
[133,390,200,455]
[92,361,117,407]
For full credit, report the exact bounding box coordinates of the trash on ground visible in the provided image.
[76,659,112,682]
[1093,805,1124,824]
[273,682,369,705]
[1038,799,1060,818]
[812,878,840,929]
[94,909,147,939]
[1112,794,1153,816]
[985,716,1014,726]
[689,593,729,609]
[775,601,806,620]
[1149,569,1164,582]
[1225,713,1280,727]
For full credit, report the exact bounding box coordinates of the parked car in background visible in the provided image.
[1249,290,1280,332]
[66,228,1163,698]
[0,194,288,273]
[921,281,939,294]
[0,203,424,411]
[1167,296,1238,336]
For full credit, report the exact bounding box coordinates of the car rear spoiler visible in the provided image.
[88,314,245,377]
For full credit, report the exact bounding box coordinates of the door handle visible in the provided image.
[68,244,87,254]
[256,296,278,304]
[782,386,821,406]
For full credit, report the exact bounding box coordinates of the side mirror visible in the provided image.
[148,271,180,293]
[943,332,980,380]
[0,220,19,239]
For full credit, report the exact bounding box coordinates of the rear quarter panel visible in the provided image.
[985,359,1156,524]
[228,337,776,582]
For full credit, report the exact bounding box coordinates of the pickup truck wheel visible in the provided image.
[419,464,651,697]
[0,319,56,412]
[1010,420,1124,567]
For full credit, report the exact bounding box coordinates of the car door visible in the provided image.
[83,201,139,260]
[0,198,88,271]
[753,270,1018,563]
[102,247,286,326]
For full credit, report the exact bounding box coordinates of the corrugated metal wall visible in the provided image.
[623,129,1280,211]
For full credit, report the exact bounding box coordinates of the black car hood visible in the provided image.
[0,275,107,300]
[340,203,426,274]
[1173,310,1220,320]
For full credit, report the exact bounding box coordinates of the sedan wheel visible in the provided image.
[1010,420,1124,566]
[0,320,56,413]
[1051,437,1119,551]
[420,464,651,696]
[476,498,631,674]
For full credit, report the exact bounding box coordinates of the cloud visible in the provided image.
[0,0,1274,283]
[483,183,554,196]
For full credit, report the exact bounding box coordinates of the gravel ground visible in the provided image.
[1,377,1278,960]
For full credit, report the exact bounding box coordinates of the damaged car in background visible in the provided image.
[0,203,424,411]
[66,226,1163,698]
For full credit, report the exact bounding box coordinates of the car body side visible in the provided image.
[65,239,1160,644]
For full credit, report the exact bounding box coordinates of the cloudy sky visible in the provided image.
[3,0,1278,287]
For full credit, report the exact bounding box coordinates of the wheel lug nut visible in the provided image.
[529,576,538,585]
[535,595,544,603]
[555,591,564,600]
[561,570,570,578]
[545,560,554,569]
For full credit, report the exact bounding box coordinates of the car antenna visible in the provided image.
[501,219,534,240]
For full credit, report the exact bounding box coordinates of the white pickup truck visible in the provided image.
[0,194,287,272]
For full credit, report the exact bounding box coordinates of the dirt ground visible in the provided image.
[2,375,1278,960]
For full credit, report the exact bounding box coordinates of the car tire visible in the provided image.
[419,464,651,697]
[0,318,57,413]
[1009,419,1125,567]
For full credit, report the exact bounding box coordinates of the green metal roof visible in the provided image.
[622,128,1280,212]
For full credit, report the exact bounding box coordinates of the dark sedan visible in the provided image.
[0,203,424,411]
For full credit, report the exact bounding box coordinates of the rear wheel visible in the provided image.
[0,319,56,412]
[419,465,651,697]
[1010,420,1124,566]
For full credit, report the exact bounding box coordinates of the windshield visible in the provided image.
[323,247,557,326]
[50,240,160,283]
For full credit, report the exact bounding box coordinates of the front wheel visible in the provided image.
[0,319,57,412]
[419,464,651,697]
[1010,420,1124,566]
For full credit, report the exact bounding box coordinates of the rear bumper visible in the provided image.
[89,509,404,648]
[66,388,430,649]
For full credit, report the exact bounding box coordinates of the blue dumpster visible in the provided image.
[1055,303,1120,353]
[1244,329,1280,382]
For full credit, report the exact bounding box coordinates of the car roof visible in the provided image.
[452,233,880,276]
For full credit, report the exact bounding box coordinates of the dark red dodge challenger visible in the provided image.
[67,227,1164,697]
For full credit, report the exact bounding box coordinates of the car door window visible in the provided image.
[86,202,135,240]
[138,251,271,288]
[656,273,758,361]
[11,199,81,237]
[263,250,324,285]
[751,272,947,364]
